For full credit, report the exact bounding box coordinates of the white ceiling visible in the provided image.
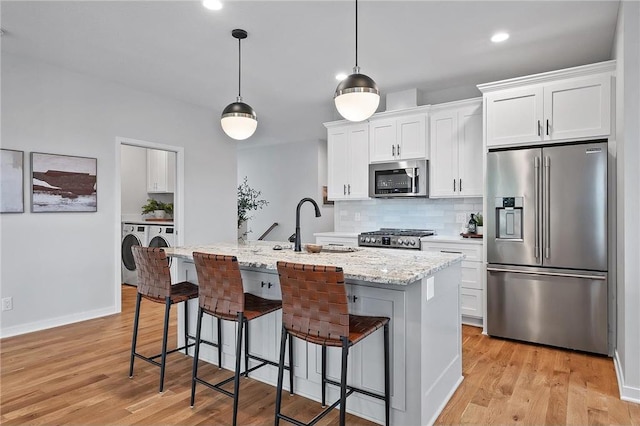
[1,1,619,147]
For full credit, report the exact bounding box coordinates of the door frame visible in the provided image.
[114,136,185,312]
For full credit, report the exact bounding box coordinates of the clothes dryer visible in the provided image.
[121,223,147,286]
[147,225,176,280]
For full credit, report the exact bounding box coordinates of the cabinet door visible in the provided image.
[397,114,427,160]
[327,128,350,200]
[346,125,370,199]
[458,105,483,197]
[369,119,396,163]
[147,149,175,193]
[543,74,611,141]
[429,111,458,197]
[486,87,544,147]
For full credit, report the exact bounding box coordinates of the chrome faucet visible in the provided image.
[294,197,321,252]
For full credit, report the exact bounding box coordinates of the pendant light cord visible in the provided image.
[355,0,358,68]
[237,37,242,98]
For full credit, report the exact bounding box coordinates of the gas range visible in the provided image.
[358,228,436,250]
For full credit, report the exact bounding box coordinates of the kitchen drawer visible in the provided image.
[460,288,483,319]
[422,242,482,262]
[461,261,482,290]
[315,236,358,247]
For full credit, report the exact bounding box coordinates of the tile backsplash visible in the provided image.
[334,197,483,236]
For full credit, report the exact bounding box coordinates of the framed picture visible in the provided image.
[1,149,25,213]
[31,152,97,213]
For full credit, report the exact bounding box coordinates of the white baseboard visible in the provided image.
[0,306,118,339]
[614,349,640,403]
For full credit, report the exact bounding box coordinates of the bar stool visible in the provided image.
[129,246,199,392]
[190,252,294,426]
[275,261,391,426]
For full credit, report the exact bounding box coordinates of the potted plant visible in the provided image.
[142,198,167,219]
[474,212,484,235]
[237,177,268,241]
[164,202,173,218]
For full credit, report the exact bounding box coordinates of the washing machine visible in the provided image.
[121,223,147,286]
[147,225,177,280]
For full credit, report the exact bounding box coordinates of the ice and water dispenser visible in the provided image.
[494,197,523,240]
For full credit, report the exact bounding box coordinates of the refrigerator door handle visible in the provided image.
[544,155,551,259]
[487,267,606,280]
[534,156,541,259]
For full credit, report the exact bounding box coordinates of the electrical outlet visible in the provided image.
[456,213,467,223]
[2,297,13,311]
[354,212,361,221]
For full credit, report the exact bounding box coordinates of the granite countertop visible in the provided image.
[422,235,483,245]
[164,241,464,286]
[164,241,464,285]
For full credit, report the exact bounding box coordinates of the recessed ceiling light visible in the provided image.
[202,0,223,11]
[335,73,348,81]
[491,32,509,43]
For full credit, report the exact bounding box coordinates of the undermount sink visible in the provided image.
[320,246,360,254]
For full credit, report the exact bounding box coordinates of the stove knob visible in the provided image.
[397,238,403,245]
[410,240,416,246]
[366,237,372,243]
[372,238,378,243]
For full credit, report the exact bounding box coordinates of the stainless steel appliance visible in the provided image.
[369,160,428,198]
[486,140,608,354]
[358,228,435,249]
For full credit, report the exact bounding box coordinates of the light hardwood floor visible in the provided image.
[1,285,638,425]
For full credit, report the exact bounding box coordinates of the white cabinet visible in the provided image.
[481,62,614,148]
[422,240,483,326]
[315,235,358,247]
[326,123,369,200]
[369,113,427,163]
[147,149,176,193]
[429,99,483,198]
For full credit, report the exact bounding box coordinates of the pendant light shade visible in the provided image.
[334,0,380,122]
[221,29,257,140]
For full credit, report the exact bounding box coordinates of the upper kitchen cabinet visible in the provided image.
[325,122,369,200]
[147,149,176,193]
[429,98,483,198]
[480,61,615,148]
[369,109,428,163]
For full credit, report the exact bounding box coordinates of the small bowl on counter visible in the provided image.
[305,244,323,253]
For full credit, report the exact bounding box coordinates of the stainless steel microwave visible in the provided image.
[369,160,429,198]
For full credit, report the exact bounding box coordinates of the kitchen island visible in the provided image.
[165,241,464,426]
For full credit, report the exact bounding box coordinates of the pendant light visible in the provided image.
[334,0,380,122]
[221,29,257,140]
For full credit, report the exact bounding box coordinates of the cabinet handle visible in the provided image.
[397,144,400,157]
[453,179,456,192]
[440,250,462,254]
[537,120,541,136]
[344,184,347,195]
[392,145,395,157]
[546,119,550,136]
[348,184,351,195]
[261,281,273,289]
[459,179,462,192]
[352,295,358,303]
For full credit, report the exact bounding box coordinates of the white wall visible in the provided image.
[613,0,640,403]
[237,140,333,244]
[0,53,237,337]
[120,144,149,219]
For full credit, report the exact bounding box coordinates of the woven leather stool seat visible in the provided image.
[190,252,293,426]
[275,261,390,426]
[129,246,198,393]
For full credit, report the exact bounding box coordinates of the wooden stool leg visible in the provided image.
[339,337,349,426]
[217,317,222,369]
[159,297,171,393]
[232,313,245,426]
[384,323,390,426]
[288,335,294,395]
[190,307,204,407]
[274,326,288,426]
[129,292,142,378]
[321,345,327,407]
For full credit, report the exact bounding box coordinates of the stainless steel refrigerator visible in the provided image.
[486,140,608,355]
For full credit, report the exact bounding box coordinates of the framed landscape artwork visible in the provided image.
[1,149,25,213]
[31,152,97,213]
